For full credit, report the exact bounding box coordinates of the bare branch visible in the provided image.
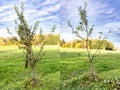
[68,20,84,40]
[92,31,111,59]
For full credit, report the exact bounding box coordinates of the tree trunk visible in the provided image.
[31,65,38,82]
[25,44,39,85]
[31,66,36,79]
[30,63,40,85]
[89,60,94,77]
[25,45,32,68]
[89,59,98,81]
[25,53,28,68]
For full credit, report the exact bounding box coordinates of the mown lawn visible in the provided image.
[60,48,120,90]
[0,45,60,90]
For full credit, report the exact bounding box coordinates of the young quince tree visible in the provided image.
[68,2,110,80]
[7,3,55,85]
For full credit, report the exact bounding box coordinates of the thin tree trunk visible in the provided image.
[30,64,39,85]
[89,59,98,81]
[31,65,36,80]
[25,53,28,68]
[25,43,39,85]
[89,60,94,77]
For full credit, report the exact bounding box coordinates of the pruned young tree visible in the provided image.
[68,2,110,80]
[7,3,55,85]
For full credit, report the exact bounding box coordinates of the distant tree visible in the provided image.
[33,34,41,45]
[60,39,65,46]
[104,40,114,50]
[61,39,114,49]
[0,37,6,46]
[33,34,59,45]
[80,39,86,48]
[75,43,81,48]
[68,2,110,80]
[64,42,71,48]
[71,39,80,48]
[5,37,18,45]
[7,3,55,85]
[44,34,59,45]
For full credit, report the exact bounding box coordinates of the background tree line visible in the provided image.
[60,39,114,50]
[0,34,59,46]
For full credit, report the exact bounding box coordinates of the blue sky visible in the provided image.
[61,0,120,48]
[0,0,60,37]
[0,0,120,48]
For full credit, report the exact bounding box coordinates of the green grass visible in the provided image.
[60,48,120,90]
[0,45,60,90]
[0,46,120,90]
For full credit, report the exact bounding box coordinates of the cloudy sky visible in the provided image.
[0,0,60,37]
[0,0,120,48]
[61,0,120,48]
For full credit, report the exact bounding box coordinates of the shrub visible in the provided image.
[60,39,65,46]
[105,47,113,50]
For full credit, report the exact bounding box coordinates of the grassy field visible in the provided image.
[0,45,60,90]
[61,48,120,90]
[0,46,120,90]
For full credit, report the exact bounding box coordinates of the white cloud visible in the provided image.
[40,0,59,6]
[46,3,60,12]
[36,3,60,17]
[0,0,59,24]
[61,0,116,27]
[0,13,17,22]
[60,32,76,41]
[0,0,59,38]
[106,8,114,14]
[37,10,48,16]
[104,22,120,32]
[61,0,119,40]
[114,43,120,49]
[91,21,120,33]
[19,0,28,3]
[0,11,12,17]
[0,28,11,38]
[87,1,115,22]
[0,5,13,13]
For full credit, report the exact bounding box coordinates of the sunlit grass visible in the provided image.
[0,45,60,90]
[61,48,120,90]
[0,46,120,89]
